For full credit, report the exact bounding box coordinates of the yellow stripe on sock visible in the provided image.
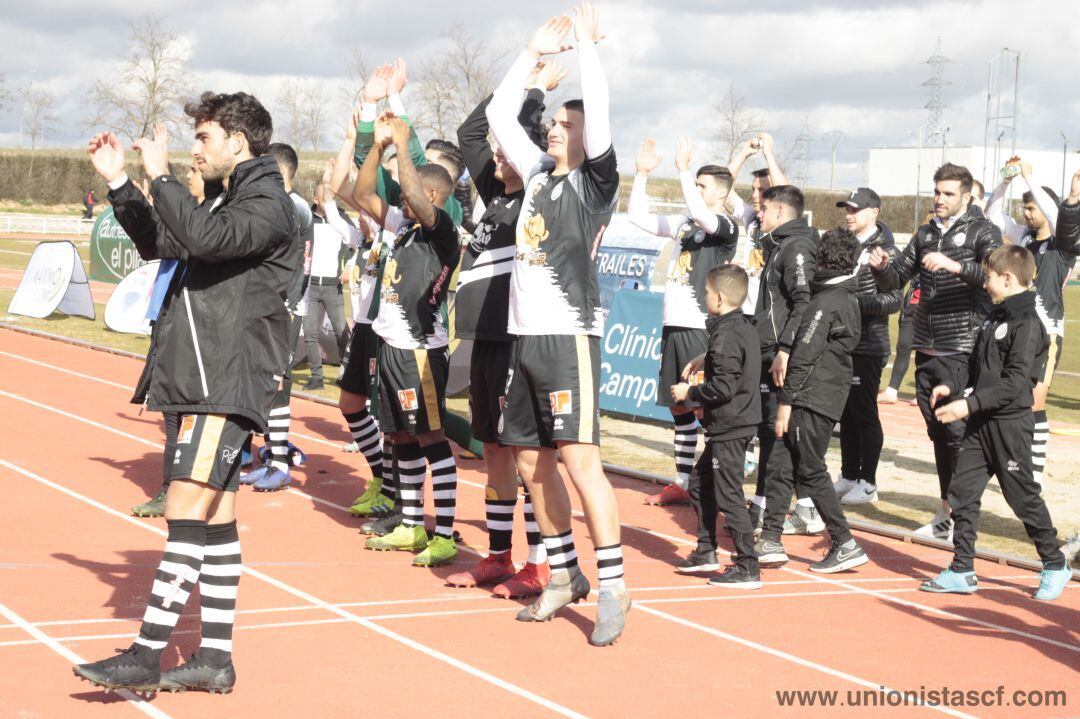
[190,414,226,485]
[575,336,595,444]
[414,349,442,432]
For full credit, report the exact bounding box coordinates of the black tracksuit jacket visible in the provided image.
[754,217,819,360]
[853,221,902,356]
[687,310,762,439]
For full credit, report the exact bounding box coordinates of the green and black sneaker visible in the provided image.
[131,491,166,518]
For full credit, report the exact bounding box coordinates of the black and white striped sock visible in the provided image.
[132,519,206,659]
[197,521,241,667]
[542,530,578,575]
[523,490,547,565]
[396,443,426,528]
[423,441,457,539]
[343,410,383,482]
[1033,410,1049,488]
[380,441,397,502]
[486,497,516,554]
[596,543,625,591]
[266,402,292,473]
[673,415,700,491]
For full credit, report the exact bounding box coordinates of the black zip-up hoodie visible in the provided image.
[780,269,861,422]
[946,290,1047,420]
[754,216,819,360]
[873,204,1001,353]
[853,221,902,356]
[109,156,299,432]
[687,309,761,439]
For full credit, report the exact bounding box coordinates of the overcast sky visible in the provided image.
[2,0,1077,190]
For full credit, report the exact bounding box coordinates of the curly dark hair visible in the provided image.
[184,91,273,156]
[817,228,859,273]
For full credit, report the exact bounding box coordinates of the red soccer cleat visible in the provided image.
[492,561,550,599]
[445,552,515,588]
[645,484,691,506]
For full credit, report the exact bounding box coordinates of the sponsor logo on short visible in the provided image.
[852,375,861,386]
[177,415,197,445]
[221,445,241,465]
[553,417,565,431]
[173,449,182,465]
[1007,459,1020,472]
[550,390,573,416]
[398,388,419,411]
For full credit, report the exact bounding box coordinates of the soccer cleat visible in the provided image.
[493,562,549,599]
[913,511,954,543]
[782,504,825,535]
[810,542,869,573]
[589,586,632,647]
[349,478,389,516]
[919,569,978,594]
[833,474,859,499]
[258,445,271,464]
[72,647,160,694]
[360,510,403,536]
[414,536,458,567]
[365,524,428,552]
[841,479,879,505]
[131,490,166,518]
[158,654,236,694]
[1032,567,1072,601]
[287,444,307,467]
[708,565,762,589]
[239,465,268,486]
[754,538,789,567]
[446,552,515,588]
[241,445,253,468]
[251,467,290,492]
[516,569,591,622]
[350,493,393,517]
[676,548,720,574]
[644,484,691,506]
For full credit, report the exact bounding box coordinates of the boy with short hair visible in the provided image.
[768,228,870,573]
[671,265,762,587]
[921,245,1071,600]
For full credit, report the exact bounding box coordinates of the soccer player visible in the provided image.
[486,4,629,646]
[76,92,297,693]
[629,135,739,506]
[870,163,1002,541]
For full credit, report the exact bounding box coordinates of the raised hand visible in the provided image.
[373,112,394,149]
[363,64,393,103]
[388,57,408,95]
[757,132,776,156]
[322,159,334,187]
[347,103,361,141]
[635,138,662,175]
[131,123,170,181]
[572,0,603,43]
[674,136,693,173]
[87,132,126,183]
[534,60,568,91]
[388,116,411,149]
[527,15,573,57]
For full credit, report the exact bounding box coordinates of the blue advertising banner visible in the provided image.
[595,214,673,313]
[599,289,669,422]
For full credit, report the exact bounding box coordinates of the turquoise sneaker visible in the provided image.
[1032,567,1072,601]
[919,569,978,594]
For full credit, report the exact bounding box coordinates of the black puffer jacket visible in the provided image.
[754,217,819,360]
[874,205,1001,353]
[780,270,860,422]
[687,310,762,439]
[109,156,299,432]
[854,221,902,356]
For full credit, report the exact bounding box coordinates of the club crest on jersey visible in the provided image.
[549,390,573,416]
[951,232,967,247]
[995,323,1008,340]
[177,415,197,445]
[398,388,419,411]
[694,229,706,243]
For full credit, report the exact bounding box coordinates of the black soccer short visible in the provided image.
[339,321,380,396]
[167,414,255,492]
[657,326,708,407]
[499,334,601,448]
[377,343,448,434]
[469,339,513,444]
[1038,334,1063,385]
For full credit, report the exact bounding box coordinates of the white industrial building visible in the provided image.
[868,145,1080,200]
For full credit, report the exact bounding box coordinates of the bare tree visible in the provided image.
[85,15,191,140]
[276,78,308,149]
[303,81,326,150]
[714,83,764,165]
[20,83,56,150]
[0,73,11,111]
[340,43,370,108]
[411,24,505,140]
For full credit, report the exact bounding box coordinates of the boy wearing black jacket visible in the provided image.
[671,265,762,587]
[922,245,1070,600]
[766,228,870,573]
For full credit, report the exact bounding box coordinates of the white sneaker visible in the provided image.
[914,512,954,543]
[833,474,859,498]
[840,479,878,504]
[782,504,826,535]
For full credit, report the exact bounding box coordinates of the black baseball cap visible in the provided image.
[837,187,881,210]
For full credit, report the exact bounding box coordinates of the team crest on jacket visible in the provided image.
[952,232,967,247]
[994,323,1008,340]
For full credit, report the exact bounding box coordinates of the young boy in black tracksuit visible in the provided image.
[921,245,1071,600]
[765,228,870,573]
[671,265,762,587]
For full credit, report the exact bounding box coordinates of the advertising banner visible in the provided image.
[90,206,148,284]
[7,241,95,320]
[599,289,668,422]
[104,261,159,334]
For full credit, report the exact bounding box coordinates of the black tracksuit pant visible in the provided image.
[915,352,970,500]
[762,407,854,546]
[688,435,758,571]
[948,414,1066,573]
[888,312,916,392]
[840,355,888,485]
[757,360,797,500]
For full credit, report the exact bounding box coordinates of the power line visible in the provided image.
[923,36,951,137]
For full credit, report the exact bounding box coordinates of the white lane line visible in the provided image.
[0,459,588,719]
[635,604,978,719]
[0,350,133,390]
[0,601,173,719]
[2,354,1075,655]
